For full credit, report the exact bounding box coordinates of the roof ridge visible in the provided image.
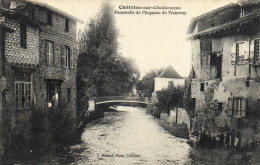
[187,3,240,34]
[157,65,183,79]
[189,9,260,39]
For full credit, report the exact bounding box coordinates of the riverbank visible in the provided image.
[146,106,190,139]
[157,114,260,164]
[189,143,260,164]
[156,117,189,139]
[146,105,260,164]
[4,106,260,164]
[2,105,105,165]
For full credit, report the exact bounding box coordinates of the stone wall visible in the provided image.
[190,16,260,145]
[35,6,77,117]
[160,108,190,130]
[5,19,39,66]
[1,16,40,149]
[0,2,79,156]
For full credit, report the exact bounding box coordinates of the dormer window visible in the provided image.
[65,18,69,32]
[47,11,52,25]
[241,7,252,18]
[241,8,245,17]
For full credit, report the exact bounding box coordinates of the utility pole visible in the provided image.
[176,107,178,124]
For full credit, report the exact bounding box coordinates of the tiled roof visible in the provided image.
[238,0,260,6]
[186,3,239,34]
[157,65,183,79]
[189,9,260,39]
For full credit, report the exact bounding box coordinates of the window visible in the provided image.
[241,7,252,17]
[210,53,217,66]
[241,8,245,18]
[67,88,71,103]
[192,98,196,110]
[47,11,52,25]
[236,43,244,63]
[234,98,242,117]
[65,46,70,68]
[228,98,246,117]
[168,81,174,88]
[20,23,27,48]
[62,46,73,69]
[200,83,204,91]
[255,40,260,63]
[218,103,223,112]
[15,72,32,109]
[46,41,54,66]
[65,19,69,32]
[200,39,212,67]
[231,41,251,64]
[47,82,61,108]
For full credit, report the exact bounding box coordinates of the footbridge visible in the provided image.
[90,96,149,105]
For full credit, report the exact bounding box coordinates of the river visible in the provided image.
[65,106,192,165]
[6,106,255,164]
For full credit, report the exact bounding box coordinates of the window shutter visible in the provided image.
[231,44,236,64]
[243,41,250,63]
[61,46,65,68]
[227,98,233,116]
[241,98,247,117]
[74,57,77,69]
[41,40,46,63]
[46,42,49,65]
[70,48,74,69]
[249,40,255,63]
[50,42,54,65]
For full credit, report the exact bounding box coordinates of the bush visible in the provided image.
[30,106,76,153]
[156,86,184,114]
[170,123,189,139]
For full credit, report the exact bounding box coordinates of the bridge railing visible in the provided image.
[90,96,148,103]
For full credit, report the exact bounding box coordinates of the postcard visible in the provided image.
[1,0,260,164]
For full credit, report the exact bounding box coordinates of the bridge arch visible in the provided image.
[96,100,148,105]
[90,96,149,105]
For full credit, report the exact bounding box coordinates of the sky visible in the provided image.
[35,0,238,77]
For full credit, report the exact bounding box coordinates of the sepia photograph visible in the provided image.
[0,0,260,164]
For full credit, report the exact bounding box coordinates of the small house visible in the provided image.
[154,65,185,92]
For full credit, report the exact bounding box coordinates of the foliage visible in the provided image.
[76,78,90,126]
[136,68,164,98]
[77,1,140,99]
[1,105,13,155]
[30,106,76,153]
[1,105,76,158]
[183,79,195,117]
[155,86,184,114]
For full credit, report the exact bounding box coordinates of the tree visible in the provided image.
[156,86,184,114]
[77,1,139,99]
[136,68,164,98]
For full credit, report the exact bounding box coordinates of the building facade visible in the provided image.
[0,0,82,154]
[154,65,185,92]
[188,1,260,145]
